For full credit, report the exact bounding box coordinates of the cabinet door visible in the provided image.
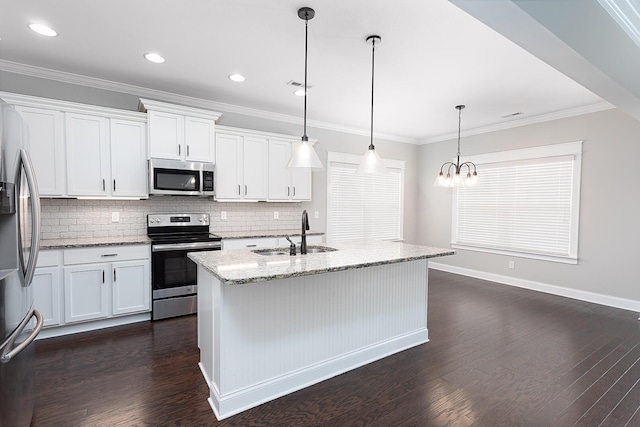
[185,116,215,162]
[65,113,109,196]
[268,140,292,200]
[148,110,183,160]
[15,106,66,196]
[110,119,148,197]
[64,264,109,323]
[243,136,268,200]
[112,260,150,315]
[291,163,312,200]
[215,133,243,199]
[32,266,62,327]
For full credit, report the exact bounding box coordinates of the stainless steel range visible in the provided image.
[147,213,221,320]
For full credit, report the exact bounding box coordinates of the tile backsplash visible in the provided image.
[40,198,307,240]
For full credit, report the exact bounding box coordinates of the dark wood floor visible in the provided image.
[32,270,640,426]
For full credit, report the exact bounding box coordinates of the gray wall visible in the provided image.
[0,70,419,242]
[418,108,640,302]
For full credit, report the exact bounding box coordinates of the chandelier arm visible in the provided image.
[460,161,477,174]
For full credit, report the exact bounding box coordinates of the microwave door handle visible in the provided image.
[17,149,41,286]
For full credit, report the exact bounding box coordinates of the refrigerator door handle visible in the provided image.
[17,149,41,287]
[0,308,43,364]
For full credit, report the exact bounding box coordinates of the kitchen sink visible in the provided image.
[252,249,288,256]
[305,246,338,253]
[252,246,338,256]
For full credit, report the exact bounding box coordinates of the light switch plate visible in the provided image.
[111,212,120,222]
[274,211,279,220]
[221,211,227,220]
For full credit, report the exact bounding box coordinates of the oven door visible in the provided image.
[151,241,221,298]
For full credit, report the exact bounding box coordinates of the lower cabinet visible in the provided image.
[34,245,150,329]
[33,251,62,327]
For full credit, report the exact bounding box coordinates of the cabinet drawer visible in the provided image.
[37,250,61,267]
[64,245,149,265]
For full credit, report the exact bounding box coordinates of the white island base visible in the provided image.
[197,259,429,420]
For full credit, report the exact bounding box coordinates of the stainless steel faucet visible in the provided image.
[301,210,309,254]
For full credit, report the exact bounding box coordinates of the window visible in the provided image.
[452,141,582,264]
[327,151,404,242]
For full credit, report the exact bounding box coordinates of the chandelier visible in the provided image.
[434,105,478,187]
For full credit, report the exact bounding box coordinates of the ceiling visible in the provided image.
[1,0,635,143]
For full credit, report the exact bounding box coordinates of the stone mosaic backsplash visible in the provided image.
[40,197,307,240]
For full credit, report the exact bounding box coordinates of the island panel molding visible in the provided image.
[191,241,453,420]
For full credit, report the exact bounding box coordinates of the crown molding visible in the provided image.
[0,60,415,144]
[419,101,615,144]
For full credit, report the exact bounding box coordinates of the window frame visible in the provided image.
[451,141,583,264]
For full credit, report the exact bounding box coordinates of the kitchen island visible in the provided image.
[189,241,454,420]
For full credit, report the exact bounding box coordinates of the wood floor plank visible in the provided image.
[31,269,640,426]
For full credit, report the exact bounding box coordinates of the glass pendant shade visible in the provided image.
[357,147,387,174]
[287,139,323,169]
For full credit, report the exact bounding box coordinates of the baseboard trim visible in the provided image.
[429,262,640,313]
[203,329,428,420]
[36,313,151,340]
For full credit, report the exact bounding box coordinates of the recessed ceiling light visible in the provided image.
[294,89,306,96]
[144,53,165,64]
[229,74,245,82]
[29,23,57,37]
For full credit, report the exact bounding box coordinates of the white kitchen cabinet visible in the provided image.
[112,260,151,315]
[268,139,311,201]
[140,99,220,162]
[66,113,147,198]
[110,119,147,197]
[33,250,62,328]
[215,131,268,201]
[14,106,66,196]
[65,113,109,197]
[63,245,150,324]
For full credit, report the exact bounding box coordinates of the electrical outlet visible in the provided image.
[111,212,120,222]
[314,211,319,219]
[221,211,227,220]
[274,211,279,220]
[508,260,515,269]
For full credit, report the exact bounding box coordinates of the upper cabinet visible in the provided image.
[65,114,147,198]
[13,105,66,197]
[139,99,221,163]
[2,92,148,199]
[267,139,311,201]
[215,130,268,201]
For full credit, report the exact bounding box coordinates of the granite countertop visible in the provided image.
[214,230,324,239]
[40,235,150,250]
[188,240,454,285]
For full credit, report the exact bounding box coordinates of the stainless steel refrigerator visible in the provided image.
[0,98,43,426]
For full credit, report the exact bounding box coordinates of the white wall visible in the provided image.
[418,108,640,305]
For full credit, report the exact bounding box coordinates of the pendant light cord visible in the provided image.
[302,12,309,142]
[369,38,376,150]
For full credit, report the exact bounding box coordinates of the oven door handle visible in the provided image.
[152,242,222,252]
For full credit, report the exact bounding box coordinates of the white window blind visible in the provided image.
[327,152,404,242]
[452,141,582,264]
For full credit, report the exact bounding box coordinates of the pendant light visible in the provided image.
[434,105,478,187]
[287,7,323,170]
[357,35,387,174]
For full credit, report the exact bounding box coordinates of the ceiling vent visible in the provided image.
[287,80,313,89]
[501,111,525,118]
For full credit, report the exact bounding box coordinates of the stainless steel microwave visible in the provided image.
[149,158,214,196]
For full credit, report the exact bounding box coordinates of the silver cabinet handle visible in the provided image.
[293,187,296,197]
[246,244,257,247]
[102,270,105,283]
[101,253,118,257]
[178,144,181,156]
[113,268,116,282]
[238,184,241,195]
[102,178,106,191]
[0,308,43,363]
[113,179,116,191]
[288,187,290,196]
[244,185,247,195]
[187,145,190,156]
